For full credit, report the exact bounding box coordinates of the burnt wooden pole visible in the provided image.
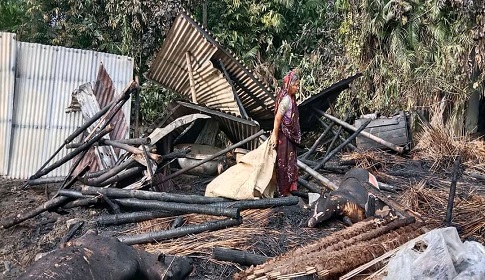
[445,158,462,226]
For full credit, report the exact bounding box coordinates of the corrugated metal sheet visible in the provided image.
[3,33,133,179]
[156,101,261,150]
[148,12,275,126]
[0,33,16,175]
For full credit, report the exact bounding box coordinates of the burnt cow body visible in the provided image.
[18,230,192,280]
[308,168,392,227]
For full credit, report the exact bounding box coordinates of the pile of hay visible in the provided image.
[399,181,485,243]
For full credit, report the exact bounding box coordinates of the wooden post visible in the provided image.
[185,52,198,104]
[445,158,461,226]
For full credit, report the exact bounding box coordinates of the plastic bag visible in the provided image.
[384,227,485,280]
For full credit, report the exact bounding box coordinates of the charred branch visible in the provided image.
[213,247,270,266]
[94,211,173,226]
[118,218,242,245]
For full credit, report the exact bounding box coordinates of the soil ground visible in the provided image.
[1,155,484,279]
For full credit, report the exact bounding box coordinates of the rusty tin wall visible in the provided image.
[148,12,275,123]
[0,33,16,176]
[2,34,133,179]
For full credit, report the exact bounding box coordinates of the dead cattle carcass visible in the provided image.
[18,230,193,280]
[308,168,394,227]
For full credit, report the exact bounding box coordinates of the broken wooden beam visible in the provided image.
[80,186,230,204]
[114,198,240,218]
[213,247,270,266]
[118,218,242,245]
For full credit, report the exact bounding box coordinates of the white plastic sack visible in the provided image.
[384,227,485,280]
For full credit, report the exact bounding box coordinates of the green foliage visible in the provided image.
[0,0,28,32]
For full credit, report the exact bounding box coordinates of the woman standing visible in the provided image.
[270,70,301,196]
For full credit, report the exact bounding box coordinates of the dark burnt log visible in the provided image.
[80,186,230,204]
[161,145,191,161]
[95,211,173,226]
[57,189,89,199]
[290,190,309,199]
[213,247,270,266]
[27,177,66,186]
[94,165,145,187]
[33,126,113,179]
[445,158,462,226]
[209,196,299,210]
[114,198,240,218]
[59,221,84,244]
[2,168,88,228]
[158,130,265,183]
[118,218,242,245]
[29,103,117,181]
[297,177,324,194]
[301,118,372,182]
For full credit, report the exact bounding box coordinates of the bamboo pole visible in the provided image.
[118,218,242,245]
[315,110,404,153]
[159,130,265,183]
[114,198,240,218]
[80,186,230,204]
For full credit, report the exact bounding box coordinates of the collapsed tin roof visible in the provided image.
[148,12,275,126]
